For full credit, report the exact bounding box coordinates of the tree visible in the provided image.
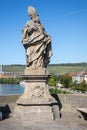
[48,76,56,86]
[58,75,72,88]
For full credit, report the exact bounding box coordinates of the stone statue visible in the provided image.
[14,6,59,121]
[22,6,52,69]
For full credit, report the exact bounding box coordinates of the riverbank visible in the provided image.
[0,78,21,84]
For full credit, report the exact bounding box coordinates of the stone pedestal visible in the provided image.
[14,68,59,121]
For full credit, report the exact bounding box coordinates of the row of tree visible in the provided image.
[49,62,87,66]
[2,62,87,67]
[0,78,21,84]
[48,75,87,94]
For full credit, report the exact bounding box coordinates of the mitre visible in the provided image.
[28,6,37,16]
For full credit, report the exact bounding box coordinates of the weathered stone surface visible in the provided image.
[22,6,52,69]
[14,105,53,121]
[14,71,58,121]
[14,6,58,122]
[24,68,49,75]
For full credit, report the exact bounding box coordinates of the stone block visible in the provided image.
[24,68,49,75]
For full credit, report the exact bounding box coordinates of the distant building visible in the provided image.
[69,71,87,84]
[0,65,4,74]
[72,74,84,84]
[0,73,5,78]
[0,65,2,73]
[57,82,64,88]
[83,73,87,83]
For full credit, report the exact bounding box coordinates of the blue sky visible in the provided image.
[0,0,87,65]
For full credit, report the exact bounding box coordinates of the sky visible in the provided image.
[0,0,87,65]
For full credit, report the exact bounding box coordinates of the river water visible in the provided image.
[0,84,24,95]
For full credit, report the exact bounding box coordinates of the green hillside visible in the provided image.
[3,65,25,73]
[48,65,86,75]
[2,63,87,75]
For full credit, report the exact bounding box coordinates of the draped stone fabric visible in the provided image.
[22,6,52,69]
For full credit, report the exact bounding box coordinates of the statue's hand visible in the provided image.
[22,38,29,44]
[33,26,38,31]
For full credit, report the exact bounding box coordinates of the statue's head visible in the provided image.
[28,6,37,16]
[28,6,40,22]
